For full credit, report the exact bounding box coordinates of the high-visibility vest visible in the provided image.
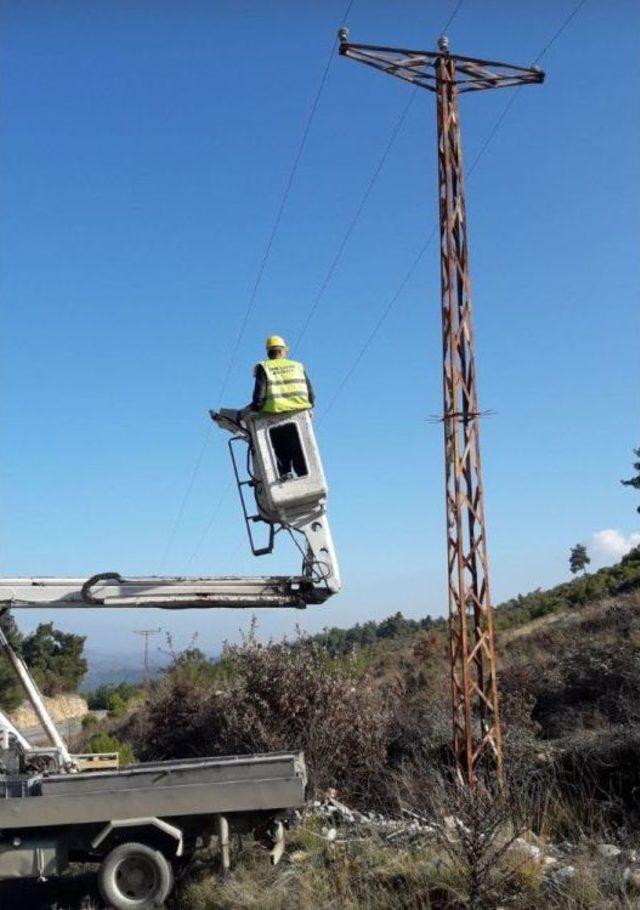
[259,358,311,413]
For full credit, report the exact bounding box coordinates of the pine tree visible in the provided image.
[569,543,591,576]
[621,447,640,514]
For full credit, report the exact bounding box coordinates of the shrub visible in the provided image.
[89,731,134,767]
[22,622,87,695]
[0,612,24,711]
[139,631,393,805]
[547,730,640,833]
[1,615,89,708]
[86,682,140,710]
[106,692,127,718]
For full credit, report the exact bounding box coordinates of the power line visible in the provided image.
[294,89,417,348]
[156,1,463,568]
[292,2,469,349]
[466,0,591,174]
[440,0,466,35]
[185,479,233,571]
[318,232,434,423]
[156,426,213,574]
[533,0,589,64]
[156,0,354,573]
[159,0,583,571]
[321,0,588,416]
[192,3,465,562]
[215,0,355,405]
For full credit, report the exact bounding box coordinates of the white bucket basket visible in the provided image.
[215,406,341,596]
[247,410,328,518]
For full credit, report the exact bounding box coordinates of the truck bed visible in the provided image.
[0,751,307,830]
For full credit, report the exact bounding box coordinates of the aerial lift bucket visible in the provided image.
[213,408,341,597]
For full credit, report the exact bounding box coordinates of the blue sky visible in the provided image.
[1,0,638,659]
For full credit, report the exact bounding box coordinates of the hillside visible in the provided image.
[3,549,640,910]
[125,547,640,800]
[306,544,640,658]
[128,549,640,908]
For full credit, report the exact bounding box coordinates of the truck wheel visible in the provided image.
[98,841,174,909]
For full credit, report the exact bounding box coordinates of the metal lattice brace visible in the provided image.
[339,31,543,787]
[437,52,502,784]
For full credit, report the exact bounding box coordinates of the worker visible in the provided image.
[249,335,315,479]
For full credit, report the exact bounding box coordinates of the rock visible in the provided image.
[543,856,558,867]
[597,843,622,859]
[521,829,546,849]
[513,838,543,862]
[307,798,438,845]
[554,865,576,881]
[289,850,308,864]
[10,693,88,730]
[629,850,639,864]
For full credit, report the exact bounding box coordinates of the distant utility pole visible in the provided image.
[133,628,161,693]
[338,30,544,788]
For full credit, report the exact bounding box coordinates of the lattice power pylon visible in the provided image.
[338,31,544,787]
[133,627,161,694]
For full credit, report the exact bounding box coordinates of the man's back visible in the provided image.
[252,356,314,414]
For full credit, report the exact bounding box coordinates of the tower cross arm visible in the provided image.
[338,37,544,93]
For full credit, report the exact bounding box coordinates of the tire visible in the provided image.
[98,841,174,910]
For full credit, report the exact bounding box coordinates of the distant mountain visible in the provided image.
[82,649,170,690]
[82,646,219,690]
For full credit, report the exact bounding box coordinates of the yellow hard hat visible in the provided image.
[266,334,288,351]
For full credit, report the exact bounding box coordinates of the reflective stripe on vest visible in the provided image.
[260,359,311,413]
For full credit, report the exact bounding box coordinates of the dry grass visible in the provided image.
[0,838,631,910]
[177,822,466,910]
[175,818,633,910]
[9,588,640,908]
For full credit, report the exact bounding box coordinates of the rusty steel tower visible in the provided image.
[133,628,161,694]
[338,31,543,786]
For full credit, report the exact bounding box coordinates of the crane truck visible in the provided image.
[0,407,340,907]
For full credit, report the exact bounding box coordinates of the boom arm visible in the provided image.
[0,408,341,611]
[0,621,75,771]
[0,573,322,610]
[0,390,340,780]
